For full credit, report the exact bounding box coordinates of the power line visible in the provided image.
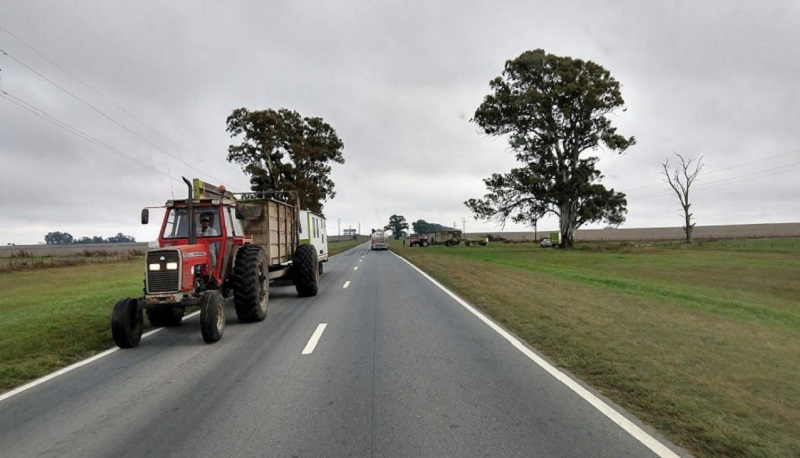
[0,25,239,183]
[0,46,225,183]
[628,161,800,201]
[1,89,176,180]
[621,148,800,193]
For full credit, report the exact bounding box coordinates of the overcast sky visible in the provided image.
[1,1,798,244]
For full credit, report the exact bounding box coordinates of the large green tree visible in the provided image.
[386,214,409,239]
[467,49,634,247]
[411,219,456,235]
[226,107,345,213]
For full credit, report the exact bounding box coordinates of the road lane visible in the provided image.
[0,243,684,457]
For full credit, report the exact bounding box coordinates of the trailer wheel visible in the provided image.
[318,261,324,275]
[200,290,225,343]
[111,298,143,348]
[146,306,184,327]
[293,244,318,297]
[232,245,269,323]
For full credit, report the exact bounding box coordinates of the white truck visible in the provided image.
[370,229,389,250]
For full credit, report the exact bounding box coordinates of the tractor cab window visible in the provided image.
[224,206,244,237]
[163,208,190,239]
[197,209,220,237]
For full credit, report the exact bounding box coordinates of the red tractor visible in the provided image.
[111,178,320,347]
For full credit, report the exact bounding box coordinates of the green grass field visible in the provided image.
[392,238,800,457]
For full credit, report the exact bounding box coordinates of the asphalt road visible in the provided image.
[0,243,684,457]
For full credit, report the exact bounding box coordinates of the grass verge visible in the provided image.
[0,260,143,393]
[391,238,800,458]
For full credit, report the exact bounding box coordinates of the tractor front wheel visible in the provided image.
[293,244,319,297]
[111,298,143,348]
[200,290,225,343]
[232,245,269,323]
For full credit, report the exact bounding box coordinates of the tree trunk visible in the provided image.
[683,205,693,243]
[559,203,576,248]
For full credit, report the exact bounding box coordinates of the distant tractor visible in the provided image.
[111,178,326,348]
[408,234,429,247]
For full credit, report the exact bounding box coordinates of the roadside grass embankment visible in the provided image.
[391,238,800,458]
[0,260,143,393]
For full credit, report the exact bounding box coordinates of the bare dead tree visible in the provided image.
[662,153,704,243]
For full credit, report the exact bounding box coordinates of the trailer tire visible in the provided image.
[318,261,324,275]
[200,290,225,343]
[146,306,184,327]
[293,244,318,297]
[232,245,269,323]
[111,298,143,348]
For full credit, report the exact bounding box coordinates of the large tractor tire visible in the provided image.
[232,245,269,323]
[146,306,184,327]
[111,297,143,348]
[293,244,319,297]
[421,240,429,247]
[200,290,225,343]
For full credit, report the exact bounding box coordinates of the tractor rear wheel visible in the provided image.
[232,245,269,323]
[293,244,318,297]
[421,240,429,247]
[200,290,225,343]
[111,298,143,348]
[146,306,184,327]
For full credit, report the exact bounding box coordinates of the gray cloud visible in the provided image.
[1,0,798,244]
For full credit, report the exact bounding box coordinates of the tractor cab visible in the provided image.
[141,179,249,295]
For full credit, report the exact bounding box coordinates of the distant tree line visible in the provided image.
[44,232,136,245]
[411,220,457,235]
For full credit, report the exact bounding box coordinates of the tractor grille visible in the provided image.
[146,250,181,293]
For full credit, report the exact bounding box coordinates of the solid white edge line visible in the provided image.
[391,252,681,458]
[0,309,201,404]
[302,323,327,355]
[343,281,351,289]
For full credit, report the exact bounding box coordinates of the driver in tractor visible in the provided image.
[198,212,219,270]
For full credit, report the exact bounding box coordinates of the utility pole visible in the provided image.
[338,218,341,238]
[461,218,466,236]
[358,223,360,236]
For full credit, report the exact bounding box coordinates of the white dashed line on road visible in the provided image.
[302,323,327,355]
[343,281,350,289]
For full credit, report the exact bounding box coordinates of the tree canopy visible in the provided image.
[386,215,409,239]
[411,219,456,235]
[467,49,634,247]
[226,107,345,214]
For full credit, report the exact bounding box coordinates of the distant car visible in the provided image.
[539,238,553,248]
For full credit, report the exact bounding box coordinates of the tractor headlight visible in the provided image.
[166,262,178,270]
[149,263,161,271]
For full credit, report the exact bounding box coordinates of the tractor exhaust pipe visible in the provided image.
[183,177,197,245]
